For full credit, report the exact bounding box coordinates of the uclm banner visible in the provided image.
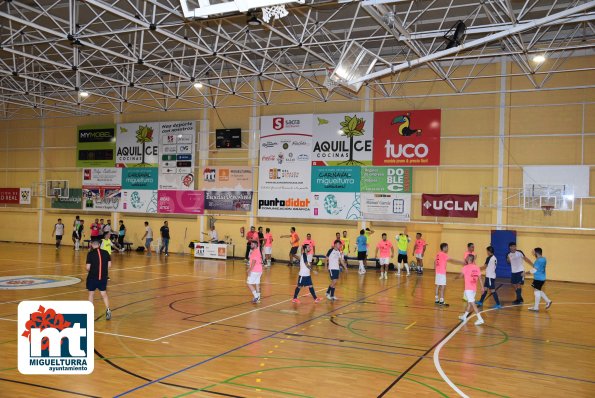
[421,194,479,218]
[373,109,441,166]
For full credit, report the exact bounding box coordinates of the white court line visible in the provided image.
[153,288,328,341]
[95,330,154,341]
[0,317,17,322]
[433,302,595,398]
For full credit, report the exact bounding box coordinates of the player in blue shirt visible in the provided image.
[356,229,368,274]
[524,247,552,312]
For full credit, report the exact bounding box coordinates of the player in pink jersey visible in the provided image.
[375,233,394,280]
[302,233,316,263]
[434,243,465,307]
[247,240,263,303]
[412,232,428,274]
[263,228,273,268]
[461,242,476,300]
[455,254,485,325]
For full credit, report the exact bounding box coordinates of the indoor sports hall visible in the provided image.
[0,1,594,397]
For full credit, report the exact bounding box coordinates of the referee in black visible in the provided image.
[86,239,112,320]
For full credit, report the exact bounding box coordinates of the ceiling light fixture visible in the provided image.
[532,54,546,63]
[247,12,261,26]
[79,91,90,98]
[194,82,203,89]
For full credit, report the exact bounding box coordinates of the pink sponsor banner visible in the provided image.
[157,190,204,214]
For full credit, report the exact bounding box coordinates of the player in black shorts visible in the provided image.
[86,240,112,320]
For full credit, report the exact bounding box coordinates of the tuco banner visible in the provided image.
[373,109,441,166]
[421,194,479,218]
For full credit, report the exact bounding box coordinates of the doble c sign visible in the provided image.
[421,194,479,218]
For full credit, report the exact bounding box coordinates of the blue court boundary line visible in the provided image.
[113,281,406,397]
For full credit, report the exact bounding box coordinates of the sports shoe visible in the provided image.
[434,299,440,304]
[331,296,338,301]
[528,307,539,312]
[119,248,125,253]
[406,273,410,277]
[291,298,300,304]
[545,301,552,309]
[326,294,332,300]
[254,297,261,303]
[458,314,467,321]
[512,300,523,305]
[165,253,168,256]
[106,309,112,320]
[314,297,323,303]
[474,319,485,326]
[384,274,388,280]
[396,272,401,276]
[475,301,483,307]
[492,304,502,309]
[439,302,450,307]
[379,274,384,280]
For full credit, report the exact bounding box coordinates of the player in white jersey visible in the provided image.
[325,240,348,301]
[476,246,502,309]
[291,244,322,304]
[52,218,65,249]
[507,242,526,304]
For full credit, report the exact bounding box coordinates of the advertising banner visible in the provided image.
[122,168,158,190]
[201,166,253,191]
[360,167,412,193]
[157,190,204,215]
[76,125,116,167]
[159,121,196,190]
[259,114,313,192]
[51,188,83,209]
[0,188,19,204]
[204,191,252,211]
[312,112,374,166]
[361,193,411,222]
[257,191,311,218]
[373,109,441,166]
[116,122,160,167]
[194,243,227,259]
[82,168,122,187]
[421,194,479,218]
[310,192,361,220]
[311,166,360,192]
[119,190,158,213]
[82,188,121,211]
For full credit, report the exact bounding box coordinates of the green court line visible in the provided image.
[97,354,508,398]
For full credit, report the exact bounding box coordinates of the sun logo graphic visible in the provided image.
[18,301,94,374]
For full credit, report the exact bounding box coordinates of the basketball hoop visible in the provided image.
[541,205,554,216]
[323,68,339,90]
[262,4,289,23]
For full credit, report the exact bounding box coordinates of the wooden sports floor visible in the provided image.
[0,242,594,398]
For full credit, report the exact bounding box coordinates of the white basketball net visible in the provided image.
[262,5,289,23]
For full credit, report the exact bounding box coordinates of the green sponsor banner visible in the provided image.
[311,166,360,192]
[360,167,412,193]
[76,125,117,167]
[51,188,83,209]
[122,168,159,190]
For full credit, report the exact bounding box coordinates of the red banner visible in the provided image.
[422,194,479,218]
[373,109,441,166]
[0,188,20,204]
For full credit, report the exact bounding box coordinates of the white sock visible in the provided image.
[534,290,541,308]
[540,291,550,303]
[358,260,363,268]
[476,314,484,321]
[405,263,409,273]
[463,311,469,319]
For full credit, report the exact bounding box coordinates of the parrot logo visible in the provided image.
[391,114,422,137]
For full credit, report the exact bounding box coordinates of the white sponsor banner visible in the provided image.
[194,243,227,259]
[310,192,361,220]
[118,190,158,213]
[257,191,311,218]
[116,122,160,167]
[82,168,122,186]
[82,188,121,211]
[159,121,196,190]
[361,193,411,222]
[312,112,374,166]
[19,188,31,204]
[259,114,313,192]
